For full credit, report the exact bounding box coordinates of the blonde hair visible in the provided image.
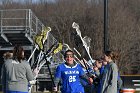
[3,52,13,59]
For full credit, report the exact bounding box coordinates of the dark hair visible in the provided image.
[13,45,25,62]
[95,58,103,63]
[64,49,74,58]
[104,50,119,60]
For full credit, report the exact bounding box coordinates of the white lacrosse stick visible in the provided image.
[72,22,94,64]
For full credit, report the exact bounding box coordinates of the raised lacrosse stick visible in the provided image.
[28,27,52,93]
[72,22,94,64]
[29,42,62,93]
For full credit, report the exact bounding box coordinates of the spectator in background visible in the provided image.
[101,51,119,93]
[1,45,35,93]
[93,58,104,93]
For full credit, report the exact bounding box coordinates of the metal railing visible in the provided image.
[0,9,44,36]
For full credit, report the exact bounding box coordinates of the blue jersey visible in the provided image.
[55,63,85,93]
[97,66,105,93]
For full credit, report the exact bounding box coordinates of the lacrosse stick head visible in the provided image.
[72,22,81,36]
[82,36,92,59]
[46,27,51,32]
[83,36,91,47]
[72,22,79,29]
[63,43,70,50]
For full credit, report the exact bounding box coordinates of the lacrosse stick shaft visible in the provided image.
[73,48,91,74]
[73,48,91,67]
[79,35,94,63]
[73,48,81,57]
[28,58,46,93]
[74,55,85,68]
[28,46,37,62]
[43,53,55,87]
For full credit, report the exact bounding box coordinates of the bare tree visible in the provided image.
[1,0,140,74]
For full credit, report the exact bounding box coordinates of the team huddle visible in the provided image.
[1,45,122,93]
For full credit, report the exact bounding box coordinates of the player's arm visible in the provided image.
[53,65,61,91]
[79,64,93,84]
[81,74,93,84]
[53,77,61,91]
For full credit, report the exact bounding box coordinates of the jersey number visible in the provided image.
[69,76,76,82]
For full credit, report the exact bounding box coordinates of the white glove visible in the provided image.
[29,80,37,85]
[33,67,39,76]
[53,86,57,91]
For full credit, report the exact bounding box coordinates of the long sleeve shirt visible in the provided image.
[101,61,118,93]
[1,59,34,92]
